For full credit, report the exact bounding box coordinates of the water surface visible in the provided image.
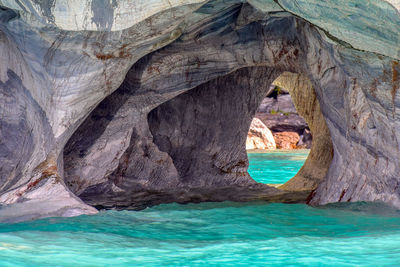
[2,151,399,266]
[1,202,400,266]
[247,149,309,184]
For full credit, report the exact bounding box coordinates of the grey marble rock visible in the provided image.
[255,113,308,134]
[0,0,399,221]
[257,94,298,115]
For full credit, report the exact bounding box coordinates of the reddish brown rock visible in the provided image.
[273,132,300,149]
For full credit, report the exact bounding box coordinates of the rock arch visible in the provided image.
[63,14,324,208]
[0,1,399,220]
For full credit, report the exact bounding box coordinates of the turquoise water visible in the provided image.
[2,151,400,266]
[248,150,309,184]
[2,202,400,266]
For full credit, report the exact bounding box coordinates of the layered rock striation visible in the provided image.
[0,0,399,221]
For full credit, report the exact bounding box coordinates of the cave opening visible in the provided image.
[4,2,340,217]
[0,0,398,237]
[146,68,334,198]
[246,72,312,187]
[62,65,334,209]
[246,72,333,193]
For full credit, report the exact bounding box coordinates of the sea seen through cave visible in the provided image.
[2,150,400,266]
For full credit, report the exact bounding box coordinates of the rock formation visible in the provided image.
[257,94,297,115]
[254,88,312,148]
[0,0,399,221]
[273,132,300,149]
[246,118,276,150]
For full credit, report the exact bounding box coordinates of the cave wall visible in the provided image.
[64,66,288,208]
[147,67,278,188]
[310,51,400,206]
[63,4,306,209]
[274,72,333,192]
[0,0,399,220]
[0,0,207,219]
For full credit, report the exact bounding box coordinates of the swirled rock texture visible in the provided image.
[0,0,399,221]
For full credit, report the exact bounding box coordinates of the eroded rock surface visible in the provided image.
[0,0,399,220]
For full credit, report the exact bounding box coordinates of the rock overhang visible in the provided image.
[0,0,398,58]
[0,0,399,221]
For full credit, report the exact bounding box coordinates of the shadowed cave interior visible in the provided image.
[63,66,333,210]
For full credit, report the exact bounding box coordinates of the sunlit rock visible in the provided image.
[272,132,300,150]
[246,118,276,150]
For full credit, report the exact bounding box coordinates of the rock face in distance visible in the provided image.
[257,94,297,114]
[246,118,276,150]
[273,132,300,149]
[256,113,308,134]
[255,92,311,149]
[0,0,399,221]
